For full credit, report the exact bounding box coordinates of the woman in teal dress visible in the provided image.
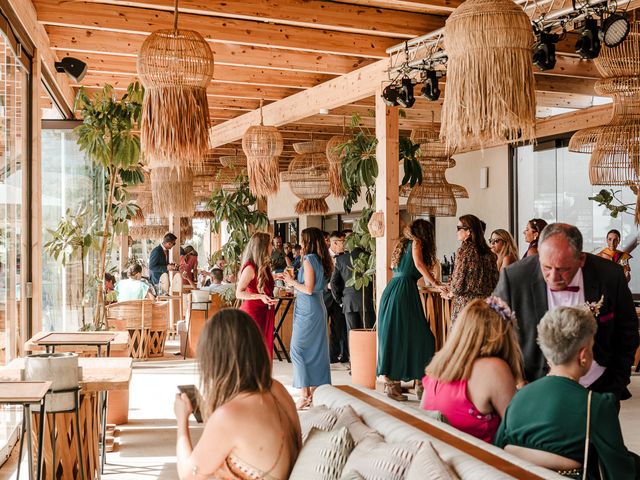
[283,227,333,409]
[495,306,640,479]
[377,219,442,401]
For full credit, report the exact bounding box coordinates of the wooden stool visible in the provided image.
[106,300,153,360]
[149,301,169,357]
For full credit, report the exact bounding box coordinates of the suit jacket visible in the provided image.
[493,253,639,399]
[330,248,375,316]
[149,244,169,284]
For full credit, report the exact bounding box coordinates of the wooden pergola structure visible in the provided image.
[11,0,634,308]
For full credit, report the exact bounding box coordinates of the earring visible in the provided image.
[580,359,586,366]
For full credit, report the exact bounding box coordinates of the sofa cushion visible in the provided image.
[340,435,421,480]
[405,441,460,480]
[300,405,340,443]
[334,405,384,445]
[290,427,355,480]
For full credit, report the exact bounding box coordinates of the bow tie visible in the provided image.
[550,286,580,292]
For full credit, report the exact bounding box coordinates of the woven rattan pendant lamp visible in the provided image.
[441,0,536,150]
[407,158,457,216]
[282,141,331,214]
[137,0,214,169]
[242,100,283,197]
[151,166,194,217]
[569,18,640,187]
[326,133,349,197]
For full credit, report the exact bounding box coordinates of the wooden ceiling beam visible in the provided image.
[337,0,461,14]
[70,0,445,38]
[534,103,612,138]
[46,27,373,75]
[34,0,400,58]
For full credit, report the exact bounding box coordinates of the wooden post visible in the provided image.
[118,232,128,274]
[169,215,181,263]
[374,90,399,309]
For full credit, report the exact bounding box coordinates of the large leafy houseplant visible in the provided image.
[208,175,269,278]
[44,204,99,327]
[74,82,144,327]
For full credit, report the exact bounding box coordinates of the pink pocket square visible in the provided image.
[599,312,614,323]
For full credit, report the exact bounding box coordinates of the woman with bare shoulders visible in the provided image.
[489,229,519,271]
[174,309,301,480]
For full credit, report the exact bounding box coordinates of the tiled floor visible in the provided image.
[1,340,639,479]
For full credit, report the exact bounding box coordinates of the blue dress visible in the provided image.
[376,241,436,381]
[291,254,331,388]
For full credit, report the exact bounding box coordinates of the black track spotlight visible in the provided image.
[397,77,416,108]
[382,84,399,107]
[601,12,630,48]
[532,32,559,71]
[421,69,440,101]
[54,56,88,82]
[575,18,601,59]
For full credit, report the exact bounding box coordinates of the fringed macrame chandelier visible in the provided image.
[151,166,194,217]
[181,217,193,241]
[137,0,214,169]
[441,0,536,150]
[407,158,457,217]
[282,141,330,214]
[242,100,283,197]
[325,135,349,197]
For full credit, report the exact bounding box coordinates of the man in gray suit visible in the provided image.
[494,223,639,400]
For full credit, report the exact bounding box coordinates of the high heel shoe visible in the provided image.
[384,381,407,402]
[296,396,313,410]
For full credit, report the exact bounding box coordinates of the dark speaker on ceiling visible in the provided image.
[54,57,88,82]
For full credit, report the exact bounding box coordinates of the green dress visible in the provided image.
[494,376,638,480]
[376,241,435,381]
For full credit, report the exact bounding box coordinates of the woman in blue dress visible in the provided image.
[283,227,333,409]
[377,219,442,401]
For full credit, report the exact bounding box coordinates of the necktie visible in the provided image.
[551,286,580,292]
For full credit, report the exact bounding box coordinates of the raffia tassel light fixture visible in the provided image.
[242,100,283,197]
[151,166,194,217]
[283,141,331,214]
[326,135,349,197]
[137,0,214,169]
[441,0,536,150]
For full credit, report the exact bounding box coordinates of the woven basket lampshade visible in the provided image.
[569,20,640,187]
[193,210,215,219]
[441,0,536,150]
[219,153,248,168]
[282,143,331,214]
[407,159,457,217]
[326,135,349,197]
[151,166,194,217]
[137,3,214,170]
[449,183,469,199]
[242,102,283,197]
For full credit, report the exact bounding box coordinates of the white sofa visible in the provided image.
[311,384,564,480]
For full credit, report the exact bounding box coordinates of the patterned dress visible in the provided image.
[450,241,499,321]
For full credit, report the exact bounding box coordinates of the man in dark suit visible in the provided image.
[494,223,639,400]
[148,232,177,284]
[330,246,376,334]
[325,231,349,363]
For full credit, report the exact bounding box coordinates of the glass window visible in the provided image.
[516,143,640,292]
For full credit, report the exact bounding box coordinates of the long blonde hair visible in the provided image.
[198,309,271,419]
[491,229,519,268]
[241,232,272,294]
[426,299,523,381]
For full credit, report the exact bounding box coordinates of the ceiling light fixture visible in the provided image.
[421,69,440,101]
[601,12,630,47]
[55,56,87,82]
[533,31,560,71]
[575,17,601,59]
[397,77,416,108]
[382,84,399,107]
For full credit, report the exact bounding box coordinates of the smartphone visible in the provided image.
[177,384,203,423]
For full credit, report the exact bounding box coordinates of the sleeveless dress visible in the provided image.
[376,241,435,381]
[239,261,275,360]
[290,254,331,388]
[421,375,500,443]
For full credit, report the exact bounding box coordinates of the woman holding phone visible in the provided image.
[236,232,277,360]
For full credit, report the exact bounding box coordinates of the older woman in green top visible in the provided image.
[115,264,155,302]
[494,306,640,479]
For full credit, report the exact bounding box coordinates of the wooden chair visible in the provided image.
[105,300,153,359]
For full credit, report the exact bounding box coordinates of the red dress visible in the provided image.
[239,262,275,360]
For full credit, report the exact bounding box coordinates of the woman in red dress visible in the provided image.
[236,232,278,360]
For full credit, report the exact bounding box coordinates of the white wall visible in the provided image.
[434,145,511,260]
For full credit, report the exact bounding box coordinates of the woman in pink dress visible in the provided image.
[421,297,523,443]
[179,245,198,287]
[236,232,278,360]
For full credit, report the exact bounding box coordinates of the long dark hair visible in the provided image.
[391,219,436,268]
[459,214,491,255]
[301,227,333,279]
[197,309,271,419]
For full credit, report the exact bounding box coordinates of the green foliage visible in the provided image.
[588,189,635,218]
[344,207,376,291]
[208,176,269,277]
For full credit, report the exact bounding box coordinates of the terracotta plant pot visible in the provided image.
[349,329,377,389]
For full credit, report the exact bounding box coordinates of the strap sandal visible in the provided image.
[415,380,424,401]
[296,396,313,410]
[384,381,407,402]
